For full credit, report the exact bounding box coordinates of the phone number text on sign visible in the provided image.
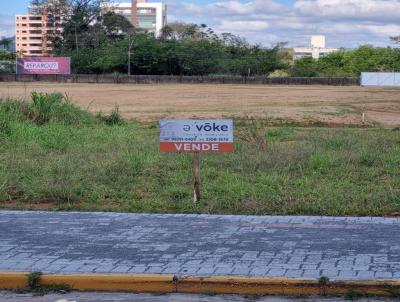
[160,119,233,153]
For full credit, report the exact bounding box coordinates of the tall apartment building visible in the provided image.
[104,0,167,37]
[293,35,338,60]
[16,0,166,57]
[15,12,61,57]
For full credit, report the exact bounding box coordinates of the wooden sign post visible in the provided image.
[193,152,201,203]
[160,120,234,204]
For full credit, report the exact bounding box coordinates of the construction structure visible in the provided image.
[293,35,339,60]
[103,0,167,37]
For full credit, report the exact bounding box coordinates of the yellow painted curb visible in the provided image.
[0,272,28,289]
[0,273,175,293]
[41,274,176,292]
[177,276,400,296]
[177,276,321,295]
[0,272,399,297]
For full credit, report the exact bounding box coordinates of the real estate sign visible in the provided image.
[16,57,71,75]
[160,119,234,153]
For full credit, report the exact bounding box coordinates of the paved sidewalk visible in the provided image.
[0,211,399,280]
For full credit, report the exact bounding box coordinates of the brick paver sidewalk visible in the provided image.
[0,211,399,280]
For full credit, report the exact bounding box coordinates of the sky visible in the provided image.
[1,0,399,48]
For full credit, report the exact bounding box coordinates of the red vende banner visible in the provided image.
[160,142,233,153]
[17,57,71,75]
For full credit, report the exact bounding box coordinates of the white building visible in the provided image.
[293,35,338,60]
[104,0,167,37]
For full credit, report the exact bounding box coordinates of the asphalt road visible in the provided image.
[0,292,398,302]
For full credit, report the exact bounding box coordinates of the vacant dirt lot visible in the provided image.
[1,82,399,126]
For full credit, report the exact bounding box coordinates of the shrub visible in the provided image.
[29,92,62,125]
[0,98,30,120]
[0,60,15,74]
[49,94,96,125]
[268,69,289,78]
[98,105,124,126]
[0,98,29,137]
[0,93,96,126]
[0,110,12,136]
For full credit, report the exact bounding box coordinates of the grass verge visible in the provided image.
[0,93,399,216]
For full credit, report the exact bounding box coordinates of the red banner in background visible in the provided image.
[16,57,71,75]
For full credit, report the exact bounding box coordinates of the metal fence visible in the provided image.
[361,72,400,87]
[0,74,360,86]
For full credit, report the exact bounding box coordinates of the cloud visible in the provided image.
[0,14,14,37]
[180,0,286,16]
[1,0,397,47]
[294,0,400,21]
[362,24,400,37]
[167,0,400,47]
[217,20,269,32]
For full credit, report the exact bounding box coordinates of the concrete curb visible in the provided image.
[0,272,399,297]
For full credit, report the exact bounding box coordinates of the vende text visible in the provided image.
[176,143,219,151]
[160,142,233,153]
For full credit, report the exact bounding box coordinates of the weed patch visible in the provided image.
[0,92,95,126]
[22,271,70,296]
[385,283,400,298]
[97,105,124,126]
[345,288,371,300]
[0,98,400,216]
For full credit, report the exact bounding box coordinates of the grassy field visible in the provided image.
[1,92,399,216]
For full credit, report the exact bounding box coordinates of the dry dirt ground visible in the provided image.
[1,82,399,127]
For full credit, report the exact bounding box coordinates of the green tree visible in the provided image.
[160,23,213,41]
[0,37,14,52]
[315,51,352,77]
[102,11,133,41]
[342,45,399,75]
[290,57,318,77]
[29,0,70,15]
[0,51,16,61]
[179,40,225,75]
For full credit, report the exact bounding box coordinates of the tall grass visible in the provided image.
[97,105,124,126]
[0,96,399,216]
[0,92,123,127]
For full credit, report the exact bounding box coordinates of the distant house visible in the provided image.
[293,35,338,60]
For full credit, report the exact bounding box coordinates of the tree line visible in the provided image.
[291,45,400,77]
[1,0,399,77]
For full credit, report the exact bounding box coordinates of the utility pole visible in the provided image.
[127,0,137,76]
[128,36,134,76]
[74,22,79,51]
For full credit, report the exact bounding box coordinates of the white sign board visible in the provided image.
[361,72,400,87]
[160,119,233,153]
